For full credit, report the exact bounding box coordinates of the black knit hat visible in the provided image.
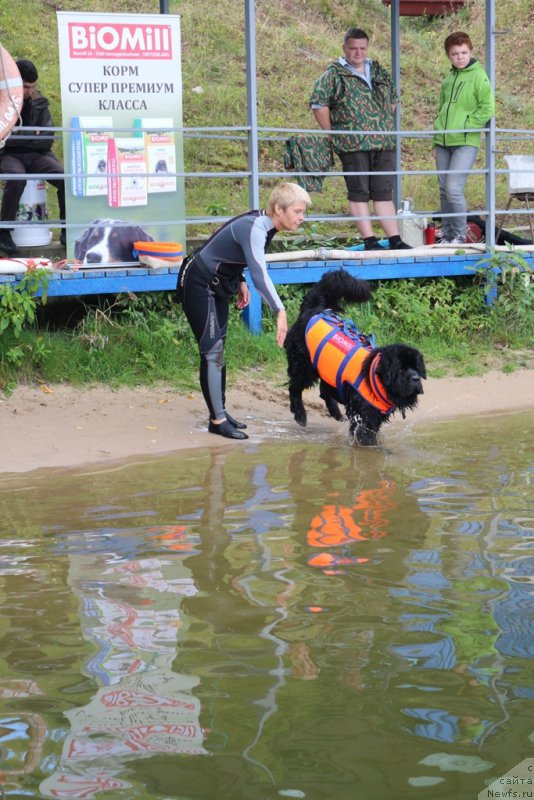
[16,59,38,83]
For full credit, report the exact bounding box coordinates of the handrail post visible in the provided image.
[485,0,496,248]
[245,0,260,209]
[391,0,402,210]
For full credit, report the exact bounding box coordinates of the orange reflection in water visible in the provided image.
[307,480,396,574]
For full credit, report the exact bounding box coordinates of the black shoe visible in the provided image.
[208,420,249,440]
[388,236,412,250]
[363,236,384,251]
[0,229,18,256]
[225,411,247,429]
[59,231,66,247]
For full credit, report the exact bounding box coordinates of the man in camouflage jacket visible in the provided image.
[310,28,410,250]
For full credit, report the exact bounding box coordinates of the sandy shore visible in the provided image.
[1,369,533,475]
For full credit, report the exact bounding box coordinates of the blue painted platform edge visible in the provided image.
[243,252,534,334]
[2,253,533,335]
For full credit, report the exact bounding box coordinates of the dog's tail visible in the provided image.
[300,268,372,313]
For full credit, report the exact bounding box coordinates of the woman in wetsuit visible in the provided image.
[178,182,311,440]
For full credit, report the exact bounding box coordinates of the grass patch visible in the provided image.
[1,267,532,394]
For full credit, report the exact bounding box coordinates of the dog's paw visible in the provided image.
[352,430,378,447]
[289,396,307,427]
[294,412,307,428]
[349,420,378,447]
[328,406,344,422]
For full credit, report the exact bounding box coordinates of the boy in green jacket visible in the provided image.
[433,32,495,244]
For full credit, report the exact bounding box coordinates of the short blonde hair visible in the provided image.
[266,182,311,215]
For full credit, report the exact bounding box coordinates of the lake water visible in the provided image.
[0,410,533,800]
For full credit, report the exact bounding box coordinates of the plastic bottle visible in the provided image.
[424,222,436,245]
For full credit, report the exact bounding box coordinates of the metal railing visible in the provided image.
[1,122,534,249]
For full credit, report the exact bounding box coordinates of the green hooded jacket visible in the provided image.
[433,59,495,149]
[310,60,398,153]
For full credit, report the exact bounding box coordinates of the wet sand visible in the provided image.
[1,368,533,475]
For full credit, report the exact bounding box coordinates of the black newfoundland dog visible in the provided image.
[285,269,426,446]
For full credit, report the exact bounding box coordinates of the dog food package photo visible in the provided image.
[74,220,157,267]
[107,137,148,208]
[133,117,177,194]
[71,116,114,197]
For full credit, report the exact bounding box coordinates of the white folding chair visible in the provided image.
[497,155,534,242]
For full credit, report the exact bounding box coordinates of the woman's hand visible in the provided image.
[236,281,250,310]
[276,309,288,347]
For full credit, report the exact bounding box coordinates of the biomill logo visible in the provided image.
[479,758,534,799]
[68,23,173,59]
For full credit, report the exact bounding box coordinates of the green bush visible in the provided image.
[474,249,534,338]
[369,278,488,342]
[0,270,49,338]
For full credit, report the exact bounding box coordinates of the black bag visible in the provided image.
[207,270,242,299]
[467,215,533,246]
[176,254,241,302]
[193,254,242,299]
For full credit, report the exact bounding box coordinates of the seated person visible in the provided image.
[0,58,65,255]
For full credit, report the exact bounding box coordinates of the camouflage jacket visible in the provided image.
[284,135,335,192]
[309,60,398,153]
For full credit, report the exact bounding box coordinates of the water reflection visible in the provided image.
[0,457,210,798]
[40,524,206,797]
[0,410,532,799]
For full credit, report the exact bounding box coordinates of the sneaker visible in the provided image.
[364,242,386,250]
[449,237,466,245]
[0,229,18,256]
[388,235,412,250]
[363,238,385,251]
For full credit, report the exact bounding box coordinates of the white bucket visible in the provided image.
[397,200,425,247]
[12,180,52,247]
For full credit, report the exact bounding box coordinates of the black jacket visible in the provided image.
[4,93,55,154]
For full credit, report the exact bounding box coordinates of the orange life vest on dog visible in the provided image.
[304,312,395,414]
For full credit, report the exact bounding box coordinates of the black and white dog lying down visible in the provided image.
[74,219,154,265]
[285,269,426,446]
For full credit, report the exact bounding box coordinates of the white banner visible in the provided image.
[57,11,185,263]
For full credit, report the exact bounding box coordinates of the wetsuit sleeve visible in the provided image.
[240,219,284,312]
